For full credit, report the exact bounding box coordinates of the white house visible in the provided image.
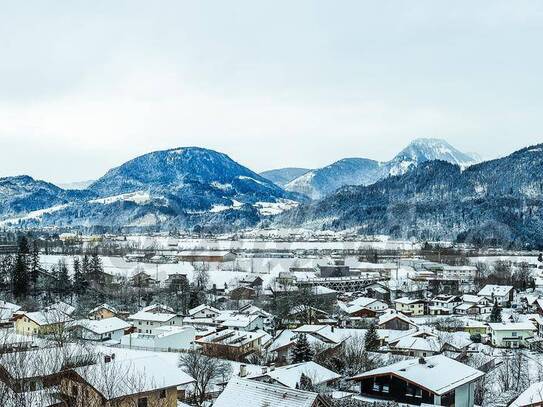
[120,325,196,351]
[187,304,221,319]
[71,317,131,342]
[128,310,183,334]
[478,285,514,306]
[487,322,536,348]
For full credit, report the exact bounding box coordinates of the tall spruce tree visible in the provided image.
[291,334,313,363]
[73,257,87,295]
[490,300,502,323]
[12,254,29,299]
[12,236,30,299]
[55,259,71,296]
[29,241,41,286]
[364,323,380,351]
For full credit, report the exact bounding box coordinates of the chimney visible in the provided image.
[262,367,268,374]
[239,364,247,377]
[418,357,426,365]
[270,363,275,371]
[331,325,335,332]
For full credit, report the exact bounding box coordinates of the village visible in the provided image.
[0,231,543,407]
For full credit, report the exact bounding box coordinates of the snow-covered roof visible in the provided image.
[462,294,483,304]
[248,361,341,388]
[478,284,513,297]
[348,297,378,308]
[88,303,118,315]
[510,381,543,406]
[454,303,477,311]
[350,355,484,395]
[196,329,267,347]
[73,355,194,400]
[312,285,337,295]
[141,303,174,313]
[488,322,536,332]
[392,336,441,353]
[20,308,73,326]
[127,311,176,323]
[378,310,416,327]
[72,317,131,335]
[214,377,320,407]
[394,297,425,305]
[48,301,75,316]
[188,304,220,316]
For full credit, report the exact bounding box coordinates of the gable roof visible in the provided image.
[127,311,176,323]
[478,284,513,297]
[248,361,340,389]
[378,310,416,327]
[214,377,323,407]
[487,322,536,332]
[72,317,131,335]
[510,381,543,406]
[350,355,484,395]
[73,355,194,400]
[188,304,220,316]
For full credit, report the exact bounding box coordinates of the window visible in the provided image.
[137,397,148,407]
[159,389,166,399]
[512,332,518,337]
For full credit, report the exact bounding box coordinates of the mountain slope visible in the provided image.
[260,167,310,187]
[285,158,381,200]
[284,138,480,199]
[278,144,543,247]
[0,147,301,231]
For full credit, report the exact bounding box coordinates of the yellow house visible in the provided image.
[61,356,194,407]
[462,319,487,336]
[88,304,118,320]
[14,310,72,336]
[393,297,427,316]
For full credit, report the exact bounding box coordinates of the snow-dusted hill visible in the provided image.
[285,138,480,199]
[0,147,302,231]
[260,167,310,187]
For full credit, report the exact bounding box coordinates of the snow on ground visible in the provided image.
[254,200,299,216]
[210,200,243,213]
[88,191,151,205]
[0,204,70,226]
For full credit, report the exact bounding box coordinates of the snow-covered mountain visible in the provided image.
[382,138,480,177]
[0,147,302,231]
[285,138,480,199]
[278,144,543,247]
[285,158,381,200]
[260,167,310,187]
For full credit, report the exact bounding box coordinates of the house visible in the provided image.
[378,310,418,331]
[365,282,390,302]
[461,319,488,336]
[61,355,195,406]
[269,325,347,364]
[87,304,118,320]
[229,286,257,301]
[164,273,189,291]
[388,331,442,357]
[120,325,196,351]
[130,271,157,287]
[239,275,264,289]
[13,308,73,336]
[393,297,426,316]
[127,310,182,334]
[284,306,330,327]
[177,250,236,262]
[70,317,131,342]
[478,284,514,306]
[215,312,265,331]
[349,354,484,406]
[0,344,96,393]
[510,381,543,406]
[487,322,536,348]
[195,329,270,360]
[214,377,332,407]
[0,300,21,327]
[187,304,221,319]
[317,264,351,278]
[247,361,341,389]
[141,303,174,314]
[431,295,462,310]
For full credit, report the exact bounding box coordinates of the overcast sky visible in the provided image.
[1,1,543,184]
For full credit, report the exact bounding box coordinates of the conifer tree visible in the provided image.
[291,334,313,363]
[29,241,41,286]
[364,323,380,351]
[73,257,87,295]
[12,236,30,298]
[490,300,502,323]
